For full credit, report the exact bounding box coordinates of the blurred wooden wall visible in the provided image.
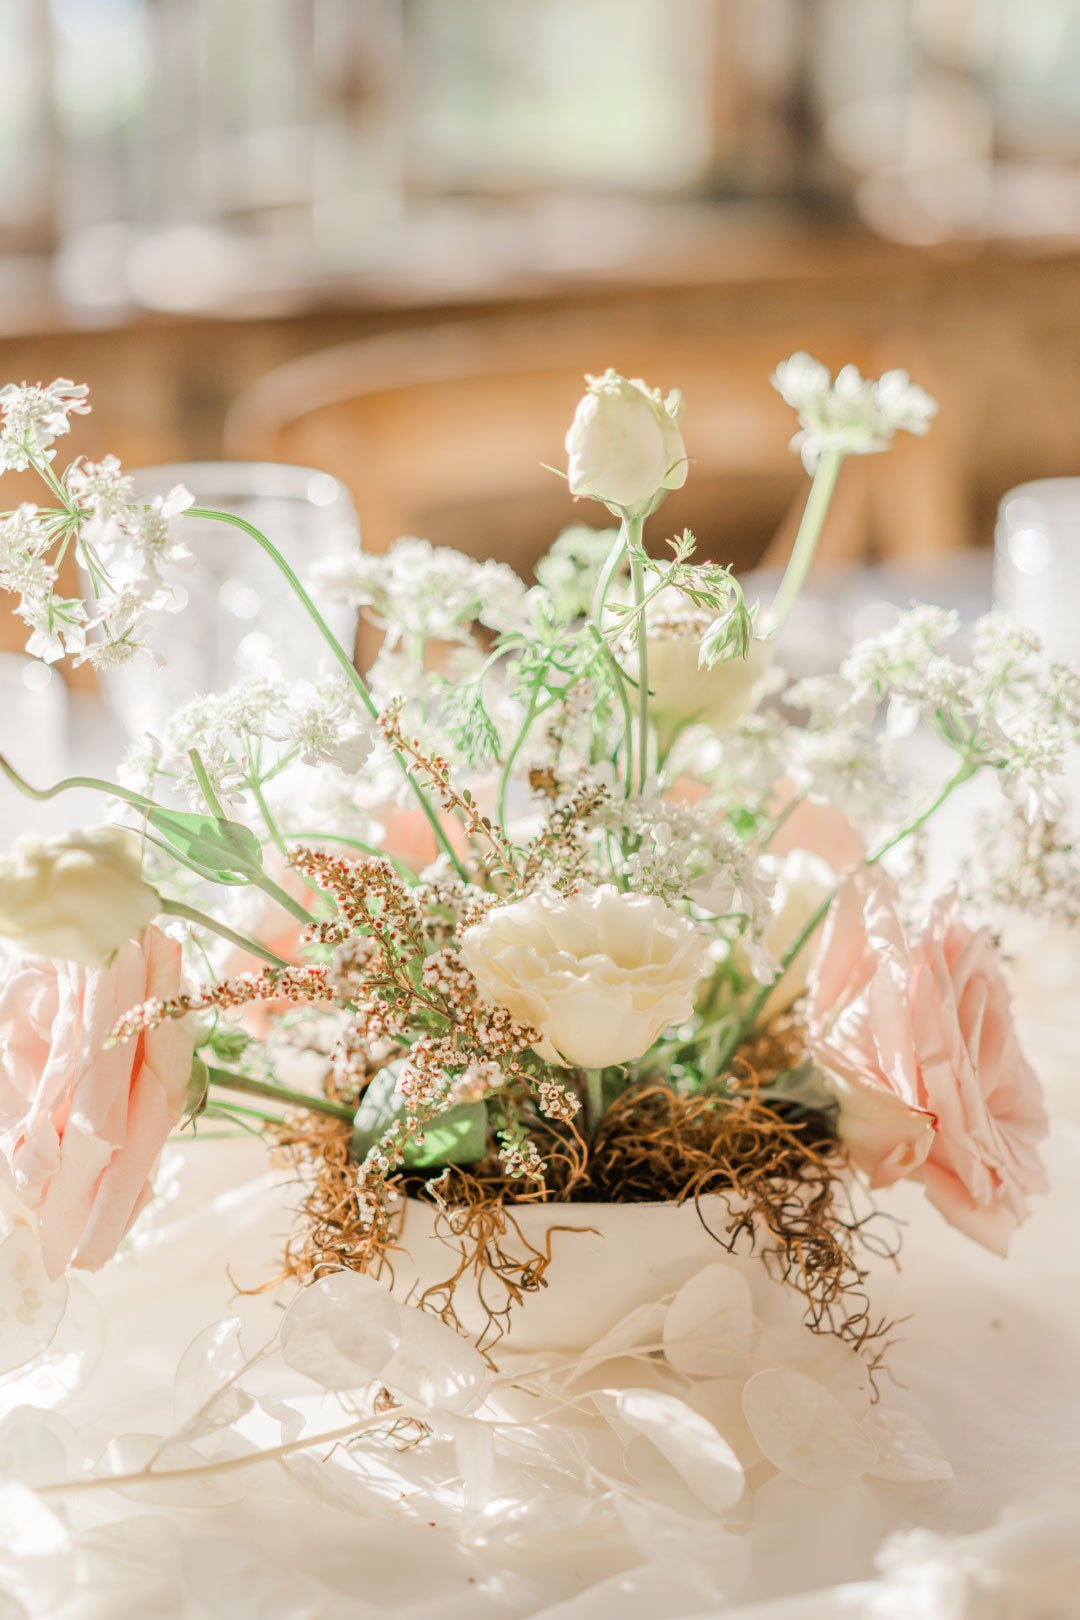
[3,235,1080,682]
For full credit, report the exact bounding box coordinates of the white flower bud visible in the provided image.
[565,371,687,514]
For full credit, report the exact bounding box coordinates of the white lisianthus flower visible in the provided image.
[649,632,774,746]
[565,371,687,514]
[733,850,836,1024]
[460,884,706,1069]
[0,827,161,968]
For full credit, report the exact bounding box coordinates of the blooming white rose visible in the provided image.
[0,827,161,968]
[460,884,706,1069]
[733,849,835,1024]
[649,633,773,746]
[565,371,687,514]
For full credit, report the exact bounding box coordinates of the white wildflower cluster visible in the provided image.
[535,1077,581,1122]
[532,524,618,620]
[119,671,374,809]
[965,802,1080,925]
[772,352,937,473]
[312,536,530,643]
[498,1129,546,1182]
[788,724,902,825]
[0,378,89,471]
[819,605,1080,825]
[446,1058,503,1105]
[596,794,776,943]
[839,604,965,724]
[0,381,198,668]
[0,504,88,662]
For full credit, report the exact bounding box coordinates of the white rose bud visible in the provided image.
[0,826,161,968]
[565,371,687,514]
[734,849,835,1025]
[460,884,705,1070]
[649,633,773,747]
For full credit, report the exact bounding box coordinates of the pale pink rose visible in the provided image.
[0,926,195,1278]
[808,870,1048,1255]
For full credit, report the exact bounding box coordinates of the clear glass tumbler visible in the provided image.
[994,478,1080,664]
[0,654,70,842]
[92,463,361,738]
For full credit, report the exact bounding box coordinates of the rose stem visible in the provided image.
[204,1064,354,1122]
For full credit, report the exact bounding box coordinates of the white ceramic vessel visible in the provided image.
[389,1192,755,1354]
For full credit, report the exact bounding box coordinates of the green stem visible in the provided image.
[764,449,844,636]
[246,760,289,861]
[205,1064,354,1123]
[0,756,159,813]
[758,788,811,852]
[161,898,291,970]
[590,520,629,627]
[188,749,228,822]
[716,755,979,1071]
[586,624,634,794]
[0,754,311,924]
[628,519,649,792]
[584,1069,604,1138]
[497,667,550,830]
[189,507,467,882]
[864,757,977,867]
[252,872,310,924]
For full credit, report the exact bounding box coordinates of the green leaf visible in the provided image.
[184,1055,210,1122]
[146,808,265,884]
[758,1061,838,1124]
[204,1023,252,1064]
[351,1067,489,1169]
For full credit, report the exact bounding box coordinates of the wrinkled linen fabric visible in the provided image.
[0,978,1078,1620]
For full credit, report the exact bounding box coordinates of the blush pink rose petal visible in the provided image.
[808,870,1048,1255]
[0,925,195,1278]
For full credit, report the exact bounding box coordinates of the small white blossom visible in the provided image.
[0,378,89,471]
[840,604,964,713]
[312,537,529,643]
[66,455,136,537]
[97,483,195,605]
[772,353,937,473]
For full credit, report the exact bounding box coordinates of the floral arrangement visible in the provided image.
[0,358,1069,1359]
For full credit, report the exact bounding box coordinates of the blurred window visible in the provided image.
[4,0,1080,314]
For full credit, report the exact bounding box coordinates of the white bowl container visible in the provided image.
[389,1192,754,1355]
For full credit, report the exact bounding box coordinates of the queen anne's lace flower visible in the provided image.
[313,536,529,642]
[0,378,90,471]
[66,455,136,534]
[772,353,937,473]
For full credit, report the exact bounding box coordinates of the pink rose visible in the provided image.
[808,870,1048,1255]
[0,926,195,1278]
